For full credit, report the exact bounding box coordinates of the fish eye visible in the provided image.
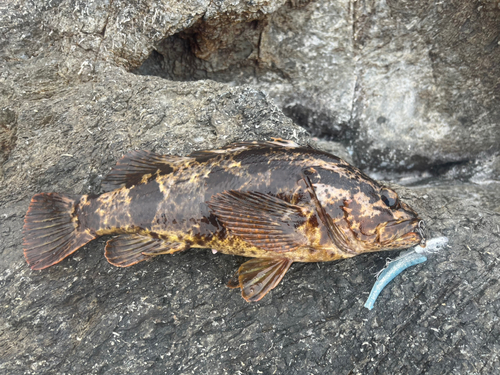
[381,188,399,209]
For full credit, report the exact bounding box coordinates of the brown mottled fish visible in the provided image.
[23,139,426,302]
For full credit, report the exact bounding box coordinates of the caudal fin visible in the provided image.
[23,193,96,270]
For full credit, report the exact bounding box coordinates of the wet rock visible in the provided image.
[313,138,354,165]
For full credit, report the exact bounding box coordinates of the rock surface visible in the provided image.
[1,0,500,374]
[137,0,500,175]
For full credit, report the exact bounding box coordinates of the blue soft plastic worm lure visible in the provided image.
[364,237,448,310]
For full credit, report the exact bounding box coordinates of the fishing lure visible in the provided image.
[364,236,448,310]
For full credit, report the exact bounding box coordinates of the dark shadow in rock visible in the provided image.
[132,20,268,84]
[131,2,355,145]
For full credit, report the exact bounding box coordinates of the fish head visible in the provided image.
[310,165,426,255]
[344,185,427,252]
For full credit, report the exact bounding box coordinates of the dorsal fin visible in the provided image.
[188,139,302,162]
[101,150,191,191]
[220,139,301,149]
[269,138,301,147]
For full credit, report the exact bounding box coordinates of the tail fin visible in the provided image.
[23,193,96,270]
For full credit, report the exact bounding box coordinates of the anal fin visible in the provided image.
[105,234,188,267]
[229,258,293,302]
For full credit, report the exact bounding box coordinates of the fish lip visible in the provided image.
[382,218,427,247]
[398,219,427,247]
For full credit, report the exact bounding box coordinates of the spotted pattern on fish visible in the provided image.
[23,139,425,302]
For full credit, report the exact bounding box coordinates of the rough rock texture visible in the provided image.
[1,0,500,374]
[136,0,500,175]
[2,174,500,374]
[352,0,500,173]
[1,66,308,200]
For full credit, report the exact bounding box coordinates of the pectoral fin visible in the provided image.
[230,258,293,302]
[207,191,308,253]
[105,234,188,267]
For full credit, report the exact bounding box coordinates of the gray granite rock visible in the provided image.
[351,0,500,173]
[1,0,500,374]
[137,0,500,175]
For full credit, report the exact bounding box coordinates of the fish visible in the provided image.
[23,138,426,302]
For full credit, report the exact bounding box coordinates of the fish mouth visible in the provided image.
[397,230,424,246]
[379,219,427,248]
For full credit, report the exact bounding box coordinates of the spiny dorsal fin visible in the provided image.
[104,234,188,267]
[101,150,191,191]
[188,139,301,162]
[230,258,293,302]
[207,191,308,253]
[221,139,301,149]
[269,138,301,147]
